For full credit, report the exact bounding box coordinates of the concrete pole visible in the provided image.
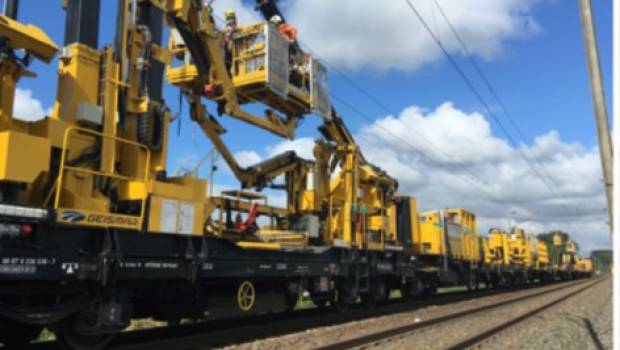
[578,0,613,233]
[3,0,19,19]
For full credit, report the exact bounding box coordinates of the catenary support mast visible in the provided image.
[578,0,613,234]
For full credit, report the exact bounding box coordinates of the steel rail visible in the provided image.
[444,278,605,350]
[23,279,591,350]
[314,278,602,350]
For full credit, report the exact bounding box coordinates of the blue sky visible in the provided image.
[10,1,613,251]
[15,0,612,161]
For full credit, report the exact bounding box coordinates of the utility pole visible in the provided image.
[578,0,613,233]
[3,0,19,19]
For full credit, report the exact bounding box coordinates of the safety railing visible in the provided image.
[54,126,151,230]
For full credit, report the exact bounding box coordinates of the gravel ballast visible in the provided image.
[213,279,606,350]
[477,276,612,350]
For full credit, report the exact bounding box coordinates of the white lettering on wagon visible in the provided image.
[144,262,179,269]
[0,257,56,275]
[61,262,79,275]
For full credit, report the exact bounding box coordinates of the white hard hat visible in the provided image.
[270,15,283,25]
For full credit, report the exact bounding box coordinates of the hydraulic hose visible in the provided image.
[138,105,165,151]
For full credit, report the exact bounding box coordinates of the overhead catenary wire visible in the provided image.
[303,26,576,219]
[212,6,576,221]
[300,42,499,190]
[404,0,580,217]
[329,93,497,193]
[212,13,497,197]
[299,40,568,218]
[430,0,571,206]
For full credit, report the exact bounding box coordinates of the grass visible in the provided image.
[437,285,468,294]
[34,329,55,343]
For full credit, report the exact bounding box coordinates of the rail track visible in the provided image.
[19,279,595,350]
[443,278,605,350]
[314,277,604,350]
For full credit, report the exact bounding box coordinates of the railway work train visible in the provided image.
[0,1,592,349]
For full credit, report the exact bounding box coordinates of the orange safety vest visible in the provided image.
[278,23,297,42]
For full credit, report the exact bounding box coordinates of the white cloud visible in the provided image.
[13,88,50,122]
[197,99,609,253]
[356,102,610,253]
[279,0,540,71]
[235,150,263,167]
[266,138,316,160]
[210,1,541,71]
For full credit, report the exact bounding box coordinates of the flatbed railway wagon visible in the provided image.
[0,1,420,348]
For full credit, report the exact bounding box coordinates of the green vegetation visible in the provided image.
[591,250,612,273]
[34,329,55,343]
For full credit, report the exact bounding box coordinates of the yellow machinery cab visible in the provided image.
[480,236,492,264]
[416,208,480,263]
[575,257,593,274]
[536,239,549,270]
[509,227,532,267]
[231,22,331,118]
[417,210,444,256]
[445,209,480,264]
[488,228,510,266]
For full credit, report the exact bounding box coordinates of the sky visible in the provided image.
[9,0,612,253]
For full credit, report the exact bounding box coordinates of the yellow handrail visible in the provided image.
[54,126,151,229]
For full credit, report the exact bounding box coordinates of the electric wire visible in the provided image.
[404,0,580,216]
[299,42,501,192]
[213,5,576,220]
[431,0,573,207]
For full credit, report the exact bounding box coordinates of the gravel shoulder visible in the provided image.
[480,277,612,350]
[214,280,599,350]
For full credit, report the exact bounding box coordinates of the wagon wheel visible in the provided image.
[400,281,414,302]
[56,314,116,350]
[313,298,329,309]
[331,286,350,313]
[237,280,256,312]
[466,273,479,291]
[363,278,387,309]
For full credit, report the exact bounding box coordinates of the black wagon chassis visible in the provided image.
[0,212,415,324]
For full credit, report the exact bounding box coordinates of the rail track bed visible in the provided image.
[20,280,579,350]
[316,277,606,350]
[200,278,602,350]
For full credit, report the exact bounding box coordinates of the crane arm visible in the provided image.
[319,109,398,190]
[188,99,309,190]
[318,108,356,146]
[163,0,298,138]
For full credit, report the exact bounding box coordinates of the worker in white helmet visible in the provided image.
[270,15,297,42]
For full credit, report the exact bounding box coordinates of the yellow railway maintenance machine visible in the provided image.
[481,228,514,288]
[574,257,593,278]
[0,1,416,348]
[533,238,552,282]
[560,238,578,280]
[505,227,535,285]
[481,227,553,287]
[164,0,408,309]
[394,201,482,294]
